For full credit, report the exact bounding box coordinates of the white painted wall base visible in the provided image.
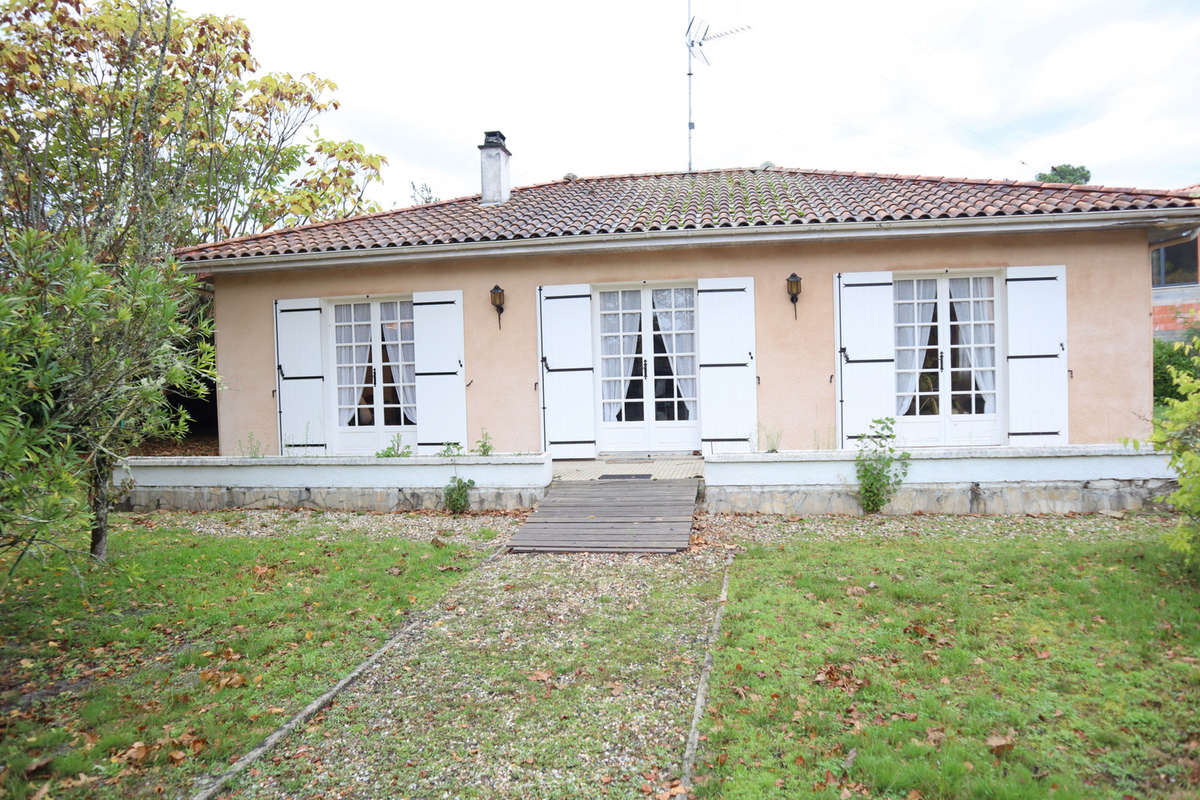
[118,454,552,490]
[704,444,1173,486]
[116,454,552,512]
[703,444,1175,515]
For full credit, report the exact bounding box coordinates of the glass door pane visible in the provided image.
[598,290,645,423]
[947,277,996,415]
[650,288,697,422]
[894,279,940,417]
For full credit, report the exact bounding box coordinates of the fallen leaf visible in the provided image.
[843,746,858,770]
[986,734,1015,756]
[23,755,52,776]
[168,750,186,766]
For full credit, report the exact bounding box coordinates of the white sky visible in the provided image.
[194,0,1200,209]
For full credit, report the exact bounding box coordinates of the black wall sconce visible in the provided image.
[786,273,802,318]
[490,284,505,328]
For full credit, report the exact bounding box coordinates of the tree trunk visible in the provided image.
[89,466,110,561]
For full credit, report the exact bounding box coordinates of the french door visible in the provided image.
[893,274,1005,446]
[596,286,700,452]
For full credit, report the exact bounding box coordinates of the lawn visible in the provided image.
[695,514,1200,799]
[0,509,501,799]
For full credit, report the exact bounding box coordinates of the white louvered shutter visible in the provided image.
[538,284,597,459]
[1005,265,1068,445]
[413,290,467,453]
[836,271,895,447]
[274,298,327,454]
[696,277,757,455]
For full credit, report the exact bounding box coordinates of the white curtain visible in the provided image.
[895,280,938,416]
[335,304,371,426]
[601,335,623,421]
[950,284,996,413]
[398,302,416,423]
[653,304,697,420]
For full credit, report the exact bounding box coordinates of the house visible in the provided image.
[176,132,1200,474]
[1151,183,1200,340]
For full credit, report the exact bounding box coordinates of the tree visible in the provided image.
[0,0,387,264]
[1035,164,1092,185]
[0,231,215,561]
[409,180,440,205]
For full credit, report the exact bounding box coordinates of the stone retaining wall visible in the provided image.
[118,485,544,513]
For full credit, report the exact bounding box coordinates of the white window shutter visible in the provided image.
[538,284,596,459]
[274,298,326,454]
[413,290,467,453]
[836,271,894,447]
[1005,265,1068,445]
[697,277,757,455]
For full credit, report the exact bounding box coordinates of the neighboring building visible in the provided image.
[176,132,1200,459]
[1152,183,1200,340]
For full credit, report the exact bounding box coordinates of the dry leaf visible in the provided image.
[986,734,1015,756]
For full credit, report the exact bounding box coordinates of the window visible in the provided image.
[1152,241,1199,287]
[598,287,697,424]
[894,276,997,418]
[333,300,416,427]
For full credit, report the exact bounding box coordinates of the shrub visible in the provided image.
[1151,336,1200,569]
[854,417,910,514]
[474,430,494,456]
[443,476,475,514]
[1153,338,1197,404]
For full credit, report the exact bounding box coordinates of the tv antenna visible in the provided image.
[686,3,748,172]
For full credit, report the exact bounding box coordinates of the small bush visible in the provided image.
[474,430,494,456]
[444,476,475,514]
[854,417,910,514]
[1154,338,1198,404]
[1151,336,1200,569]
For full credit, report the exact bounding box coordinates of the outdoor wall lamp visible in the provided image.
[490,284,505,329]
[786,273,802,318]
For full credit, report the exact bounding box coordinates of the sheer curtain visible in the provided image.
[895,280,938,416]
[601,335,623,421]
[950,281,995,413]
[398,302,416,423]
[336,304,370,426]
[652,302,697,420]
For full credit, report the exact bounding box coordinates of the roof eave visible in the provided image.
[182,207,1200,275]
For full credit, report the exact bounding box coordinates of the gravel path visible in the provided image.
[225,536,729,799]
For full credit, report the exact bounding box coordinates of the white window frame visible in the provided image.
[320,295,418,455]
[891,268,1008,447]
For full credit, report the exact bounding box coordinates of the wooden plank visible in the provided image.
[509,477,697,554]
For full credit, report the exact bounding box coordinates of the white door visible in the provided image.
[596,286,700,453]
[893,274,1005,446]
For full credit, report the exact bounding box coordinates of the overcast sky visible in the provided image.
[195,0,1200,209]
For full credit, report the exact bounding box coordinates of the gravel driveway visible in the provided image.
[224,528,729,799]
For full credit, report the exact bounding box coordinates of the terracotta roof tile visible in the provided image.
[176,167,1200,262]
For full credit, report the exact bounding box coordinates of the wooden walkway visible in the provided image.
[508,479,699,553]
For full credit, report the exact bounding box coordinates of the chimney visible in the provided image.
[478,130,511,205]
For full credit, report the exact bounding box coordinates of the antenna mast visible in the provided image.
[685,3,748,172]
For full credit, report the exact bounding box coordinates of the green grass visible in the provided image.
[697,515,1200,800]
[0,514,482,799]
